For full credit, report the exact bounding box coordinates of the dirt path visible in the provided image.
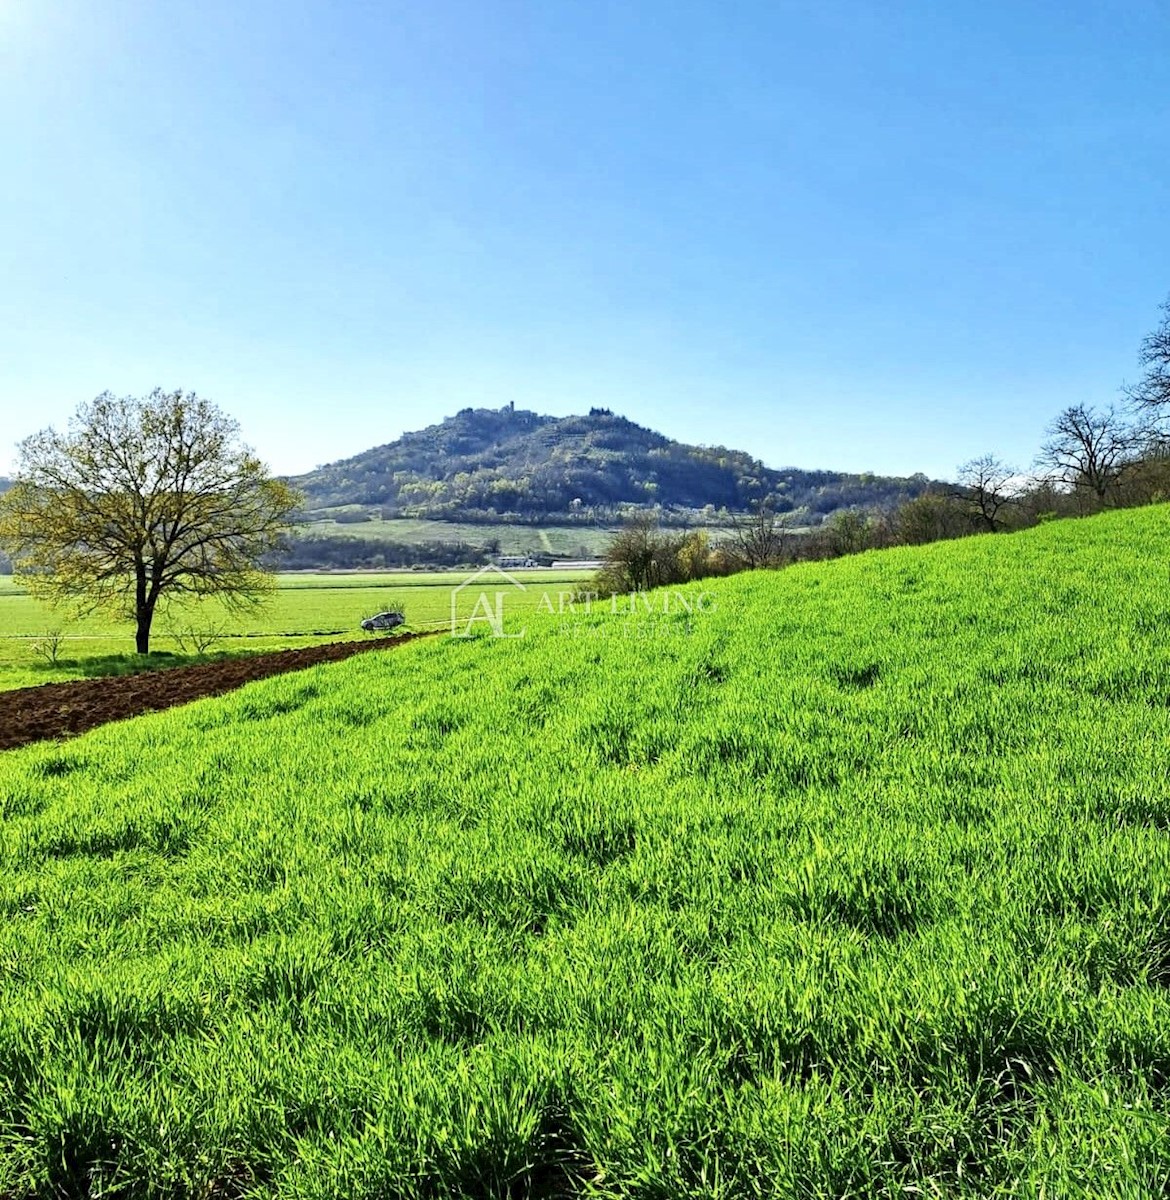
[0,632,440,752]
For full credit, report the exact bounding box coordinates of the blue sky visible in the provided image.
[1,0,1167,481]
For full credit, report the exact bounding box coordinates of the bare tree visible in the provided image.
[597,513,661,594]
[725,502,791,569]
[31,627,67,667]
[955,455,1018,532]
[1117,442,1170,507]
[1127,295,1170,416]
[169,619,231,657]
[0,390,300,654]
[1034,404,1137,506]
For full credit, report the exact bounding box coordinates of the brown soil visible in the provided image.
[0,633,440,752]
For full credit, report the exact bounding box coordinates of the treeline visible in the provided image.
[596,447,1170,595]
[597,296,1170,593]
[274,535,498,571]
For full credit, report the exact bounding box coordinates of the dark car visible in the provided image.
[361,611,406,632]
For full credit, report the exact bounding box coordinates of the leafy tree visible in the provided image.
[0,389,300,654]
[824,508,880,556]
[894,491,971,545]
[676,528,712,579]
[595,516,723,596]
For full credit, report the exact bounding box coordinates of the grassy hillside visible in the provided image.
[3,507,1170,1195]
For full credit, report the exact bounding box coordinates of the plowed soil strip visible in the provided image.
[0,632,441,752]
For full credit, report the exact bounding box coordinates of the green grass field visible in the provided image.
[302,515,616,558]
[0,569,592,691]
[3,507,1170,1195]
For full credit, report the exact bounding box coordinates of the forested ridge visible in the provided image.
[293,405,935,520]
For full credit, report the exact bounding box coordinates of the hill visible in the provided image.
[292,405,935,520]
[3,505,1170,1194]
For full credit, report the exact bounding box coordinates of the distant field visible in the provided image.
[3,507,1170,1195]
[298,514,813,560]
[0,569,592,691]
[302,515,617,557]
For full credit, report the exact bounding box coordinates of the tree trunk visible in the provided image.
[134,564,152,654]
[135,608,153,655]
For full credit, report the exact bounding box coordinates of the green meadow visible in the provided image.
[301,515,617,557]
[0,570,590,691]
[3,507,1170,1195]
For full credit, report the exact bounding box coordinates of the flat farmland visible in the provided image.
[298,516,807,557]
[301,515,617,557]
[0,569,592,691]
